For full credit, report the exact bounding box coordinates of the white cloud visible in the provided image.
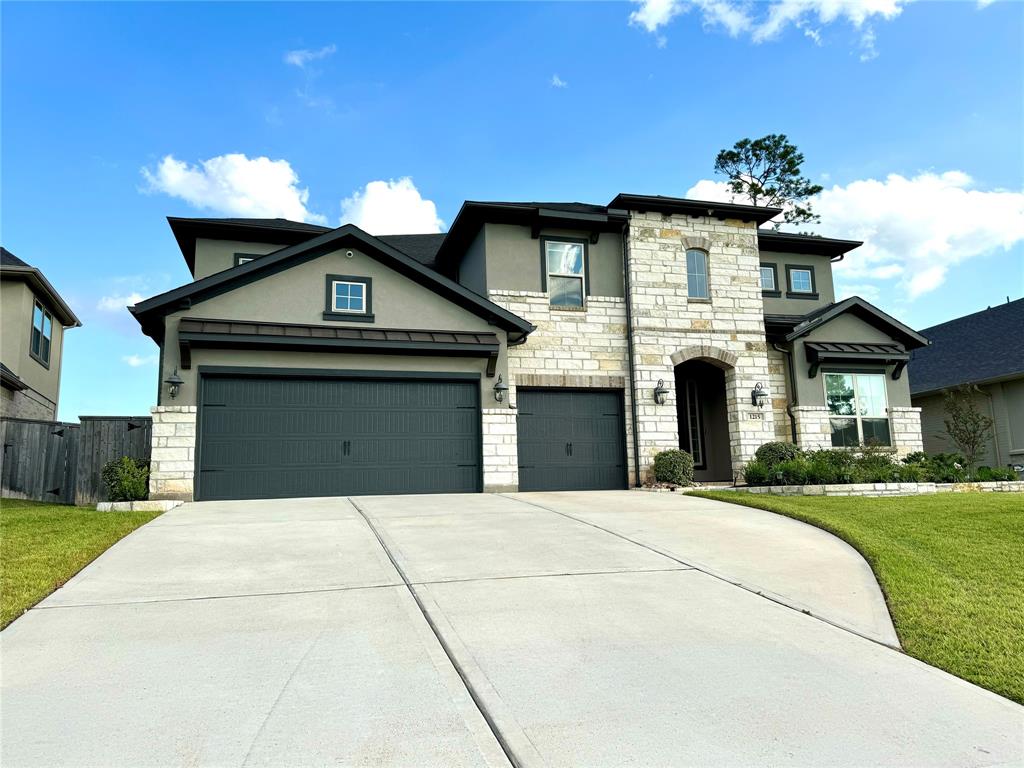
[141,154,326,224]
[97,292,144,312]
[551,74,568,89]
[835,283,881,302]
[122,354,159,368]
[686,171,1024,300]
[340,178,444,235]
[283,44,336,68]
[630,0,909,56]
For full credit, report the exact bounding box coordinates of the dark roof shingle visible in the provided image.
[909,298,1024,395]
[1,247,30,268]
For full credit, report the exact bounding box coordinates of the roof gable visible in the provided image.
[786,296,928,350]
[132,224,534,340]
[1,247,81,327]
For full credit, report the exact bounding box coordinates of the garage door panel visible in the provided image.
[198,375,481,501]
[517,389,627,492]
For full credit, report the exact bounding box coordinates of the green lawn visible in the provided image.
[0,499,161,629]
[693,490,1024,704]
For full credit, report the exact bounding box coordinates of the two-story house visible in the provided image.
[130,194,928,501]
[1,247,81,420]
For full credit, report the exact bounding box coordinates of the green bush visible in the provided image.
[805,449,856,484]
[742,460,772,486]
[100,456,150,502]
[902,451,929,466]
[652,449,695,486]
[753,441,802,469]
[924,452,968,483]
[850,450,899,483]
[774,457,811,485]
[975,466,1018,482]
[895,463,928,483]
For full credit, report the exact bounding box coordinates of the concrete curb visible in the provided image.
[95,500,183,512]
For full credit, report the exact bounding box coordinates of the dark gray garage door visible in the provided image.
[517,388,627,492]
[197,374,481,501]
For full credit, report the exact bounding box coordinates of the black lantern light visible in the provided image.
[493,374,509,403]
[751,382,768,408]
[164,368,184,400]
[653,379,669,405]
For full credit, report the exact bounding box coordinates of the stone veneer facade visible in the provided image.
[624,214,776,482]
[149,405,196,501]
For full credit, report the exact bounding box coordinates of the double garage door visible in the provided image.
[197,374,481,501]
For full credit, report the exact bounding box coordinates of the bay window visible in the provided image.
[824,372,891,447]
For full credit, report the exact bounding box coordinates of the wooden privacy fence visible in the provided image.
[1,416,152,506]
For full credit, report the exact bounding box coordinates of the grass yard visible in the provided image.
[693,490,1024,704]
[0,498,161,629]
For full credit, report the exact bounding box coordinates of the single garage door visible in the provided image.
[517,388,627,492]
[197,374,481,501]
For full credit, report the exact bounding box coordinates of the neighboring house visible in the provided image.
[908,298,1024,472]
[1,247,81,420]
[130,196,928,502]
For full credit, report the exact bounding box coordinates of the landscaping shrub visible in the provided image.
[100,457,150,502]
[773,457,811,485]
[850,449,899,483]
[975,466,1018,482]
[902,451,929,466]
[753,441,801,469]
[651,449,695,486]
[895,463,928,483]
[923,453,969,483]
[805,449,856,484]
[742,460,772,486]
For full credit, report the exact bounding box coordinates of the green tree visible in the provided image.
[942,386,994,472]
[714,134,823,227]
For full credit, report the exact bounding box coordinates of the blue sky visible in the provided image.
[2,0,1022,420]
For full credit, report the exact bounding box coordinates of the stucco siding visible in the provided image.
[192,239,284,280]
[758,251,835,315]
[0,280,65,414]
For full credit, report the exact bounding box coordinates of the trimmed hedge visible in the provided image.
[743,444,1018,486]
[652,449,695,486]
[100,456,150,502]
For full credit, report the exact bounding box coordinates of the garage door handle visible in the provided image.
[566,442,573,456]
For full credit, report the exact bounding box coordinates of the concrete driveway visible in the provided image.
[2,492,1021,767]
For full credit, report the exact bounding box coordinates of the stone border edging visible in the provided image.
[635,480,1024,497]
[96,500,184,512]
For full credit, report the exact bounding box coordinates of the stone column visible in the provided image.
[481,408,518,492]
[889,406,924,457]
[149,405,196,501]
[792,405,833,450]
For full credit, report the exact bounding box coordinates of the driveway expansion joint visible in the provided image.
[501,493,904,652]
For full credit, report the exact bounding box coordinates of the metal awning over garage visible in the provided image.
[177,318,501,374]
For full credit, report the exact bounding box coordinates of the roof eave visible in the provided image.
[608,194,782,225]
[1,266,81,327]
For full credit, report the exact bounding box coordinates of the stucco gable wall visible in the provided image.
[192,239,286,280]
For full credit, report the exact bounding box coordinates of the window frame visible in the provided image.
[233,252,262,267]
[685,248,711,301]
[323,274,374,323]
[29,298,53,368]
[759,263,780,297]
[823,370,892,448]
[785,264,818,299]
[540,236,589,310]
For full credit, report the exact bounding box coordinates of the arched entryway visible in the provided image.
[674,358,732,482]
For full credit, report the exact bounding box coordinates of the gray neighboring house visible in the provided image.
[130,196,929,502]
[1,247,81,420]
[909,298,1024,472]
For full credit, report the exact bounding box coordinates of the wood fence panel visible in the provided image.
[74,416,153,505]
[0,418,80,504]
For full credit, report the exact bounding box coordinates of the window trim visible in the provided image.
[823,369,892,448]
[540,236,589,309]
[323,274,374,323]
[785,264,818,299]
[233,252,262,267]
[759,263,780,297]
[28,298,53,368]
[685,248,711,301]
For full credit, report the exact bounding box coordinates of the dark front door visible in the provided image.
[517,388,627,492]
[197,374,481,501]
[675,360,732,482]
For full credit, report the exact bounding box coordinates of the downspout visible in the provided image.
[772,342,798,443]
[622,221,642,487]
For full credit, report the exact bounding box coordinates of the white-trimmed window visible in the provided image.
[787,266,815,295]
[760,265,778,292]
[544,239,586,308]
[30,299,53,366]
[824,372,891,447]
[686,249,709,299]
[332,280,366,313]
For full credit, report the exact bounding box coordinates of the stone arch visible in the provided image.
[670,344,738,370]
[681,235,713,252]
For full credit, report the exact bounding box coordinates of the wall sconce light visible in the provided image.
[653,379,669,405]
[493,374,509,403]
[751,382,768,408]
[164,368,184,400]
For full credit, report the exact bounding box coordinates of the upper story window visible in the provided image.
[759,264,779,294]
[323,274,374,323]
[30,299,53,367]
[686,249,709,299]
[825,372,890,447]
[544,239,586,308]
[786,265,818,298]
[234,253,260,266]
